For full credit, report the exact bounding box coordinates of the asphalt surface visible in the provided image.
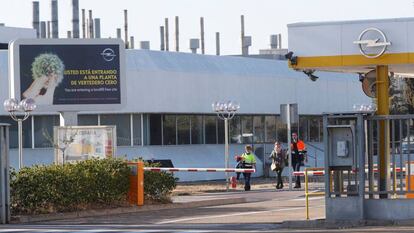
[2,187,414,232]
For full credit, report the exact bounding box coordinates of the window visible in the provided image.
[309,117,322,142]
[230,116,241,143]
[253,116,265,143]
[299,116,309,141]
[204,116,217,144]
[176,115,190,145]
[0,116,32,148]
[190,115,203,144]
[149,114,162,145]
[276,116,287,143]
[133,114,142,145]
[265,116,277,143]
[78,114,98,126]
[163,115,176,145]
[217,119,225,144]
[34,115,59,148]
[241,116,253,144]
[100,114,131,146]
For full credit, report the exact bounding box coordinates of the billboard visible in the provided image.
[53,126,116,164]
[9,39,125,111]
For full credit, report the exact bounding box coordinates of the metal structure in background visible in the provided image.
[0,123,10,224]
[212,101,240,191]
[3,98,36,169]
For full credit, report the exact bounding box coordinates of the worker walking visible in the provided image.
[270,141,287,189]
[291,132,307,188]
[241,145,256,191]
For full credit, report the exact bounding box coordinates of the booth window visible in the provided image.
[100,114,131,146]
[34,115,59,148]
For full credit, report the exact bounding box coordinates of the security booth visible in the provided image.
[288,17,414,220]
[324,112,367,220]
[0,124,10,224]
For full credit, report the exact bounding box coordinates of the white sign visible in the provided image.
[53,125,117,164]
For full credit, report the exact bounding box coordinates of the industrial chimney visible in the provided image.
[116,28,121,39]
[175,16,179,52]
[51,0,58,38]
[215,32,220,56]
[32,1,40,38]
[94,18,101,38]
[72,0,79,38]
[40,21,46,38]
[165,18,169,51]
[270,35,278,49]
[242,36,252,56]
[47,21,51,38]
[81,9,86,38]
[124,10,129,49]
[130,36,134,49]
[200,17,205,54]
[160,26,165,51]
[241,15,245,55]
[88,10,94,38]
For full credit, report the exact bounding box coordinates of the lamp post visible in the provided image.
[212,100,240,191]
[3,98,36,169]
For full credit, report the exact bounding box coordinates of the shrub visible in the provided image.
[10,158,130,214]
[144,163,178,202]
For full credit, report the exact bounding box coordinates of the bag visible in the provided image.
[271,162,277,171]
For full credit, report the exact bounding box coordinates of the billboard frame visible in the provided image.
[9,38,126,112]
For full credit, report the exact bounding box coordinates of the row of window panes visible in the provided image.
[0,113,323,149]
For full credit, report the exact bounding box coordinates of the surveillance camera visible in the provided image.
[358,73,365,82]
[284,51,298,65]
[285,51,293,60]
[303,70,318,81]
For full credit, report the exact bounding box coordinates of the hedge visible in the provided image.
[10,158,178,215]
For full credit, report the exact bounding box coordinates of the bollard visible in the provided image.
[128,161,144,206]
[231,176,237,189]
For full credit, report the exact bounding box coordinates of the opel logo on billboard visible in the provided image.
[353,27,391,59]
[101,48,117,62]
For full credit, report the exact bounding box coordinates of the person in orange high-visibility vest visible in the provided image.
[291,132,307,188]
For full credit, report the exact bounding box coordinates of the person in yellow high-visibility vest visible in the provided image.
[241,145,256,191]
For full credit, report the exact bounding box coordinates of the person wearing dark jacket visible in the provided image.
[269,141,287,189]
[291,132,307,188]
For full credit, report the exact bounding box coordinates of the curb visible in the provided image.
[281,219,414,229]
[11,197,247,224]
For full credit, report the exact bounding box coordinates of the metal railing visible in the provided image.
[365,115,414,198]
[304,167,325,220]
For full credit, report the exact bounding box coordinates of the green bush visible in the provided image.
[144,162,178,202]
[10,158,130,214]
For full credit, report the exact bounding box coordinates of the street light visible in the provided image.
[3,98,36,169]
[212,100,240,191]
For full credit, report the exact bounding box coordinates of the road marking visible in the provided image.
[157,205,325,224]
[291,196,325,201]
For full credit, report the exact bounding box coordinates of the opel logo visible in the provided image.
[353,28,391,59]
[101,48,116,62]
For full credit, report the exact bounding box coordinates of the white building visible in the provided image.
[0,27,370,181]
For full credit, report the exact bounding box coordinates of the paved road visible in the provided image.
[2,188,413,232]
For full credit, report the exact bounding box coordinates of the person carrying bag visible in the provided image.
[270,141,287,189]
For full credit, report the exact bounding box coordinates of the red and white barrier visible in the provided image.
[144,167,256,173]
[293,167,406,177]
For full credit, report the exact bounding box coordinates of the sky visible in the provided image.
[1,0,414,55]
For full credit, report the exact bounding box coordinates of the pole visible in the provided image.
[18,119,22,169]
[376,65,390,199]
[287,104,292,191]
[225,118,229,192]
